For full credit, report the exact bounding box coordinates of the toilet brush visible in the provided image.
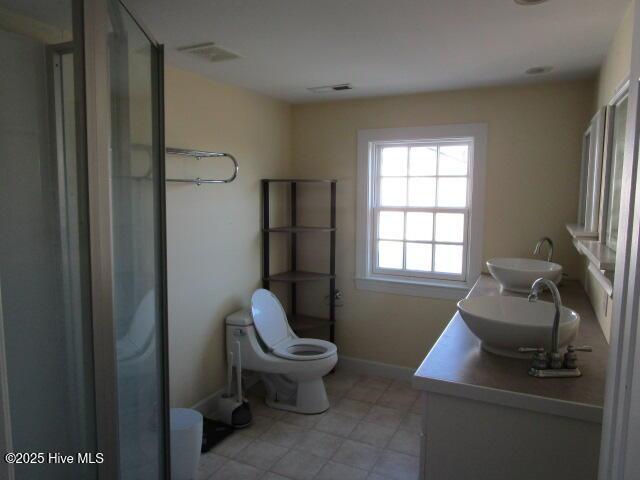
[217,343,252,428]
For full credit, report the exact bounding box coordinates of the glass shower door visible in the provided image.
[105,1,168,478]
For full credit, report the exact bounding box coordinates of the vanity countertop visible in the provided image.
[413,274,609,423]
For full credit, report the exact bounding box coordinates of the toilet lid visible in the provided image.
[251,289,290,350]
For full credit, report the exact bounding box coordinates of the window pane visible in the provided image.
[437,177,467,207]
[381,146,407,176]
[406,212,433,241]
[379,211,404,240]
[406,243,432,271]
[380,178,407,206]
[408,177,436,206]
[435,213,465,243]
[434,244,464,274]
[378,241,403,269]
[607,97,628,250]
[439,145,468,176]
[409,146,437,176]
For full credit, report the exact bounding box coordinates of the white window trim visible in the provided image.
[355,124,488,300]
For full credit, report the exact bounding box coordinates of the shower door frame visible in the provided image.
[80,0,169,478]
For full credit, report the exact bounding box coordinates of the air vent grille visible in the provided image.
[177,42,241,63]
[307,83,354,93]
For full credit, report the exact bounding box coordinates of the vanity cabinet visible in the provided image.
[413,275,608,480]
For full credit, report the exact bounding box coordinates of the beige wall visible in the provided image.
[586,0,635,341]
[596,1,636,109]
[291,81,594,368]
[165,66,292,407]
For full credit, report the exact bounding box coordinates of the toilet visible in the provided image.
[225,289,338,414]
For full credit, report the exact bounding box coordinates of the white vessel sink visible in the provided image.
[486,257,562,293]
[457,296,580,358]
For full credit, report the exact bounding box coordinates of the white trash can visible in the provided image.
[170,408,203,480]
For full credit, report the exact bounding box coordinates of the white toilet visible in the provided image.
[225,289,338,414]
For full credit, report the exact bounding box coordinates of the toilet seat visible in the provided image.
[272,337,337,361]
[251,289,337,362]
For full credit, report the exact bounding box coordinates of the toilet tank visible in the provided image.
[226,309,253,326]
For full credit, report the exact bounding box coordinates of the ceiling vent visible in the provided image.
[177,42,241,63]
[307,83,354,93]
[514,0,548,5]
[525,66,553,75]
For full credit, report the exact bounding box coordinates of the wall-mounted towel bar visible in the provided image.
[166,147,239,185]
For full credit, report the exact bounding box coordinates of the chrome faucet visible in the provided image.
[519,277,592,378]
[528,278,562,368]
[533,237,554,262]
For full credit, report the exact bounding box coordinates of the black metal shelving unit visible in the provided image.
[261,179,337,342]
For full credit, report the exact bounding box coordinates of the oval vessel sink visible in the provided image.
[457,296,580,358]
[486,257,562,293]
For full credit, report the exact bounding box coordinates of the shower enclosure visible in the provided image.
[0,0,168,478]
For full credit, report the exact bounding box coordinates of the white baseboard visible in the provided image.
[190,372,261,417]
[337,356,416,381]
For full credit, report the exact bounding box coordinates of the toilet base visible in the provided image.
[262,374,330,414]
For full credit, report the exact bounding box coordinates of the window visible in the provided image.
[356,124,487,299]
[577,108,606,233]
[604,90,628,251]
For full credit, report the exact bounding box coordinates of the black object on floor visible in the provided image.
[231,400,252,429]
[201,417,233,453]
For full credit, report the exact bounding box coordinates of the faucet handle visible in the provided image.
[519,346,549,370]
[518,346,544,353]
[564,345,592,369]
[567,345,592,352]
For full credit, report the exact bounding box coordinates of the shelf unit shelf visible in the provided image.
[262,179,337,342]
[264,270,335,283]
[264,226,336,233]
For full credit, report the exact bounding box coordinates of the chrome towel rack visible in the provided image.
[166,147,239,185]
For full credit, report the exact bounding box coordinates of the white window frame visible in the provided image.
[356,124,487,300]
[578,107,607,233]
[600,79,630,250]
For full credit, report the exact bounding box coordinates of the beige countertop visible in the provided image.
[413,274,609,423]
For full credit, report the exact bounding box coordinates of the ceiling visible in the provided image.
[130,0,628,103]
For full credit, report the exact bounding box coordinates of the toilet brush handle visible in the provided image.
[227,351,234,397]
[236,340,243,402]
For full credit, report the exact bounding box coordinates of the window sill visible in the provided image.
[354,276,470,300]
[565,223,599,240]
[573,239,616,272]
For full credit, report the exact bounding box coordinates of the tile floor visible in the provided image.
[197,370,424,480]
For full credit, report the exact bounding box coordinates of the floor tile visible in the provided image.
[259,421,306,449]
[270,449,326,480]
[366,473,393,480]
[349,421,396,448]
[325,371,362,395]
[212,433,254,458]
[333,398,373,419]
[387,429,421,457]
[234,439,288,470]
[252,401,286,420]
[399,413,422,434]
[316,461,369,480]
[243,415,276,438]
[211,459,263,480]
[280,411,322,429]
[410,393,426,414]
[332,439,380,471]
[295,429,343,458]
[261,473,291,480]
[346,385,384,404]
[364,406,404,430]
[196,452,229,480]
[376,388,418,409]
[372,450,419,480]
[199,451,227,474]
[314,411,359,437]
[390,378,412,389]
[356,375,393,391]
